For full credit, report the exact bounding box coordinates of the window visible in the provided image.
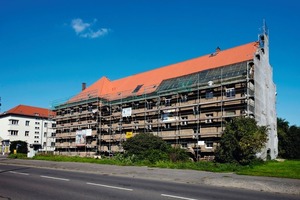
[35,122,40,125]
[51,142,55,147]
[35,127,40,130]
[147,124,152,130]
[34,136,39,139]
[44,122,48,127]
[193,128,199,134]
[10,130,18,136]
[193,105,200,115]
[132,102,139,109]
[181,143,188,148]
[25,121,30,126]
[52,123,56,128]
[226,88,235,98]
[51,132,56,137]
[205,141,213,148]
[132,84,143,93]
[34,141,39,143]
[165,99,171,106]
[165,123,171,129]
[181,94,188,102]
[146,101,153,110]
[10,119,19,125]
[134,121,139,130]
[205,114,213,123]
[35,131,39,134]
[181,116,188,126]
[44,132,47,137]
[226,110,236,116]
[205,90,213,99]
[25,131,29,136]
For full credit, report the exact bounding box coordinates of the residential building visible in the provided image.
[0,105,56,154]
[53,28,277,160]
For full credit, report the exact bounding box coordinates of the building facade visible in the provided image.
[0,105,56,154]
[53,30,277,160]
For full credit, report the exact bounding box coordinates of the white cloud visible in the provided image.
[80,28,109,38]
[71,18,90,34]
[71,18,109,39]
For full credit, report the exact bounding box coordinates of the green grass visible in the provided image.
[237,160,300,179]
[8,153,28,159]
[29,154,300,179]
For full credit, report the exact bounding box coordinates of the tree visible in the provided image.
[122,133,189,163]
[215,117,268,165]
[9,140,28,154]
[287,125,300,159]
[277,118,300,159]
[277,118,289,158]
[122,133,170,163]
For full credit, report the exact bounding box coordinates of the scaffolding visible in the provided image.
[53,61,256,159]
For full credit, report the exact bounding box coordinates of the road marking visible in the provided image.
[40,175,70,181]
[161,194,198,200]
[9,171,29,176]
[86,182,133,191]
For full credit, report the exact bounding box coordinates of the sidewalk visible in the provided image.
[0,156,299,195]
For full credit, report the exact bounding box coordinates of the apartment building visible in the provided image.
[0,105,56,154]
[53,29,277,160]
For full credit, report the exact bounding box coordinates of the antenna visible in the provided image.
[262,19,269,36]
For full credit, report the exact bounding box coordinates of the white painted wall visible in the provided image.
[0,114,56,152]
[254,33,278,160]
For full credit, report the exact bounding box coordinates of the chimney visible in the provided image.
[82,82,86,91]
[216,46,221,53]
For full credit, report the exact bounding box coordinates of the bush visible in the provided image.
[122,133,171,163]
[168,147,189,162]
[8,153,27,159]
[122,133,189,163]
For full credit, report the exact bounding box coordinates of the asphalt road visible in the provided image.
[0,164,299,200]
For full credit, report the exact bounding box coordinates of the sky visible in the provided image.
[0,0,299,126]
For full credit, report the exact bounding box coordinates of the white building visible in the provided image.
[0,105,56,154]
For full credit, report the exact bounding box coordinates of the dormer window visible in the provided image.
[132,84,143,93]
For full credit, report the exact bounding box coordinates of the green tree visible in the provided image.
[277,118,300,159]
[277,118,289,158]
[122,133,189,163]
[122,133,170,163]
[215,117,268,165]
[286,125,300,159]
[9,140,28,154]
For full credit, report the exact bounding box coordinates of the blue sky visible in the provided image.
[0,0,299,126]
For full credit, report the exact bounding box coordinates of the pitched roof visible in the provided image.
[72,41,258,101]
[3,105,55,118]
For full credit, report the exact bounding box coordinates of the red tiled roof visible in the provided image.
[71,41,258,101]
[5,105,55,118]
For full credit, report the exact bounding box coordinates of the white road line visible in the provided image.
[40,175,70,181]
[9,171,29,176]
[161,194,198,200]
[86,182,133,191]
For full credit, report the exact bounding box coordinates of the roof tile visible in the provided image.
[5,105,55,118]
[73,41,258,101]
